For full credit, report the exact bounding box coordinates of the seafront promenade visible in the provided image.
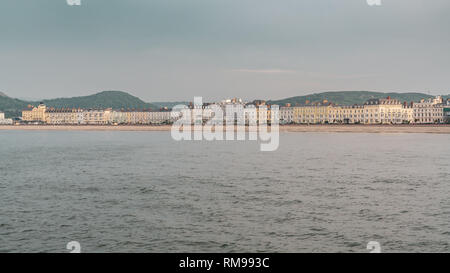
[1,124,450,134]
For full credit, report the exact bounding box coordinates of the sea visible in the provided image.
[0,131,449,252]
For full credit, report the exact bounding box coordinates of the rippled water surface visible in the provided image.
[0,131,449,252]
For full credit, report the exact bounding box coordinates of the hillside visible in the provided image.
[0,91,158,118]
[268,91,447,106]
[0,95,30,118]
[40,91,156,110]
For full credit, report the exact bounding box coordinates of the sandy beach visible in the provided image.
[1,124,450,134]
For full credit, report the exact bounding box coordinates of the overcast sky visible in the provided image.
[1,0,449,102]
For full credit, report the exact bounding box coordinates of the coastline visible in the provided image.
[1,124,450,134]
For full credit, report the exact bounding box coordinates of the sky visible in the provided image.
[0,0,449,102]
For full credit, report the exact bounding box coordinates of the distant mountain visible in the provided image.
[0,95,30,118]
[40,91,157,110]
[268,91,448,106]
[0,91,159,118]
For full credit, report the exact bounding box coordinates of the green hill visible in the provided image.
[268,91,447,106]
[0,95,30,118]
[40,91,156,110]
[0,91,158,118]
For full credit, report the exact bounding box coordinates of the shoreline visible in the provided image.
[1,124,450,134]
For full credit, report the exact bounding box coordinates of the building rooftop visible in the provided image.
[365,96,402,105]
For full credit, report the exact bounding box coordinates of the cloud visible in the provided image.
[230,69,376,79]
[230,69,297,74]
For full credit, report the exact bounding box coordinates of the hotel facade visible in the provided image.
[282,96,445,125]
[22,103,47,122]
[20,96,449,125]
[413,96,446,124]
[22,106,172,125]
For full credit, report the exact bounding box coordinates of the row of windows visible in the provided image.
[414,109,442,112]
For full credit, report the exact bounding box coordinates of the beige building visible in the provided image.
[148,111,172,124]
[21,104,175,125]
[329,105,365,124]
[110,109,172,124]
[127,110,147,124]
[123,110,149,124]
[289,97,414,124]
[46,108,84,124]
[293,102,333,124]
[22,103,47,123]
[363,97,413,124]
[256,104,273,124]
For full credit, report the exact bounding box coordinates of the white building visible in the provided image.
[280,106,294,124]
[363,97,413,124]
[147,111,172,124]
[110,110,127,124]
[413,96,445,124]
[83,109,106,125]
[0,112,13,125]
